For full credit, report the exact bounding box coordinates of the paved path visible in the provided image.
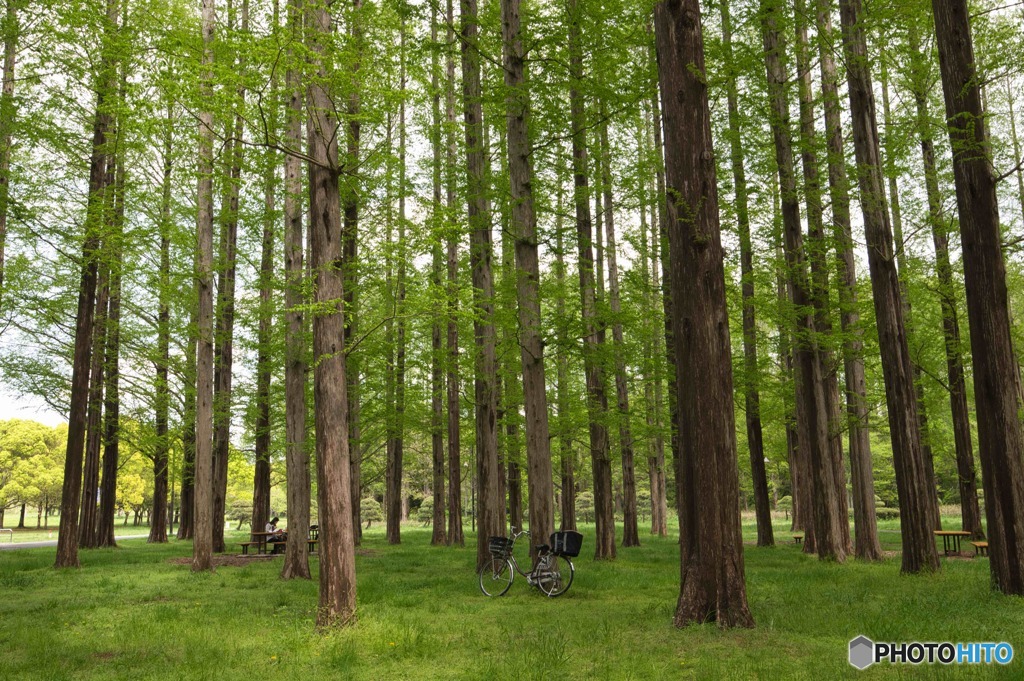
[0,534,150,551]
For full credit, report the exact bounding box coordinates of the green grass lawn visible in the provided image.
[0,515,1020,680]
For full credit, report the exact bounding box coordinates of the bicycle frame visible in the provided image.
[479,527,575,597]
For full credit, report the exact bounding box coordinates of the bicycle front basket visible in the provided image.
[550,531,583,557]
[488,536,514,558]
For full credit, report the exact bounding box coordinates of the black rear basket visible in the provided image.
[488,536,514,559]
[551,531,583,557]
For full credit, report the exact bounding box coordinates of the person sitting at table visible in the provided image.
[266,517,287,543]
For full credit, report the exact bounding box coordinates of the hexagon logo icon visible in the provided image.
[849,636,875,670]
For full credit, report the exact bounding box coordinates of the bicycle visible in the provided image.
[478,528,583,597]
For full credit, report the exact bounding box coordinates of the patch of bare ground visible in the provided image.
[168,555,276,568]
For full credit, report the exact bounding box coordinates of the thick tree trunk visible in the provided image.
[761,0,846,562]
[177,305,197,541]
[307,0,357,626]
[720,0,772,548]
[907,24,983,541]
[814,0,881,561]
[55,0,118,569]
[445,0,464,547]
[192,0,216,573]
[461,0,504,570]
[501,0,555,557]
[568,0,615,560]
[654,0,754,628]
[932,0,1024,594]
[838,0,940,574]
[280,0,310,581]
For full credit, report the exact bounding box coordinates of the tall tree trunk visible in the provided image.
[554,186,576,532]
[98,136,124,549]
[461,0,504,569]
[794,0,851,555]
[281,0,310,581]
[598,112,639,548]
[645,155,668,538]
[815,0,881,561]
[568,0,615,560]
[761,0,846,562]
[151,109,173,546]
[720,0,772,548]
[907,23,983,540]
[932,0,1024,594]
[0,0,17,310]
[192,0,216,573]
[429,5,447,547]
[445,0,464,548]
[211,0,248,554]
[342,0,364,545]
[56,0,118,569]
[501,0,555,556]
[838,0,940,574]
[79,261,109,549]
[879,57,942,533]
[307,0,356,624]
[654,0,754,628]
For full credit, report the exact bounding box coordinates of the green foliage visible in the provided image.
[361,498,383,528]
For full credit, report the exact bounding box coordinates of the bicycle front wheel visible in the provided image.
[479,557,514,597]
[537,555,574,597]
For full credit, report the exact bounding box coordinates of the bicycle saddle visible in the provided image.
[535,544,550,553]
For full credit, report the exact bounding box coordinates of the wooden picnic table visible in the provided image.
[934,530,971,556]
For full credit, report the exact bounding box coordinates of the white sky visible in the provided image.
[0,390,66,426]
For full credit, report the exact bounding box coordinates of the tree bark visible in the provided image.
[568,0,615,560]
[55,0,118,569]
[838,0,940,574]
[654,0,754,628]
[932,0,1024,594]
[814,0,881,561]
[553,190,576,533]
[307,0,356,625]
[761,0,846,562]
[192,0,216,573]
[906,23,983,541]
[501,0,555,556]
[720,0,772,548]
[280,0,310,581]
[79,261,109,549]
[444,0,464,548]
[461,0,504,570]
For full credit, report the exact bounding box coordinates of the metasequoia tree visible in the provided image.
[814,0,881,561]
[192,0,216,573]
[0,0,18,311]
[55,0,120,569]
[307,0,356,626]
[654,0,753,628]
[932,0,1024,595]
[905,20,983,541]
[460,0,503,569]
[567,0,615,560]
[444,0,463,548]
[281,0,310,581]
[838,0,939,574]
[500,0,554,557]
[720,0,772,548]
[761,0,847,562]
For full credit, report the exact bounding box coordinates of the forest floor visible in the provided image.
[0,514,1020,680]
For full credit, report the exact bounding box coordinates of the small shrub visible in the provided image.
[876,507,900,520]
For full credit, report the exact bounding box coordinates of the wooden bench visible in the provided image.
[793,534,804,545]
[971,541,989,557]
[240,541,262,555]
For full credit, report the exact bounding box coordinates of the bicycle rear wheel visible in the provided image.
[479,557,514,596]
[537,555,574,597]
